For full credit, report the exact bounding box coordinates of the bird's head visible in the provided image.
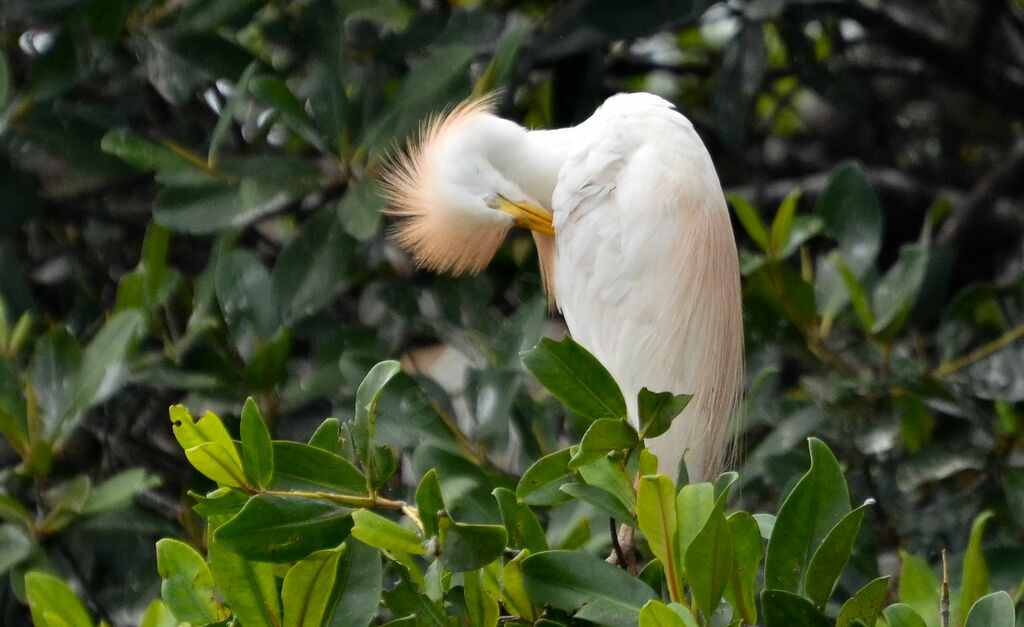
[379,96,555,276]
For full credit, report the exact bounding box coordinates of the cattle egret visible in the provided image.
[382,92,743,482]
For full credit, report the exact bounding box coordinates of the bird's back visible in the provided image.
[549,93,743,481]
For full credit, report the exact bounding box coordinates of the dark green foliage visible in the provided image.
[0,0,1023,625]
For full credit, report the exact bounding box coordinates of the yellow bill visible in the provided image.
[495,196,555,236]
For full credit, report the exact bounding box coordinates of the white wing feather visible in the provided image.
[550,94,743,481]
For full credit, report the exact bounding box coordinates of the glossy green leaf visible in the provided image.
[216,249,279,358]
[416,469,445,538]
[308,418,343,455]
[764,438,850,595]
[351,509,425,555]
[638,599,698,627]
[836,576,889,627]
[502,549,540,622]
[353,360,402,487]
[517,448,574,506]
[883,604,928,627]
[154,182,292,234]
[898,550,940,627]
[439,517,507,572]
[240,397,273,488]
[215,494,353,562]
[675,482,714,561]
[464,567,500,627]
[559,483,636,525]
[323,539,382,627]
[637,389,691,440]
[637,475,683,602]
[761,590,830,627]
[68,309,143,433]
[281,547,342,627]
[271,204,355,324]
[209,534,282,627]
[723,512,762,625]
[521,336,626,421]
[156,538,228,624]
[0,523,32,576]
[493,487,548,553]
[139,599,178,627]
[0,493,32,527]
[521,550,657,626]
[170,405,241,462]
[728,193,769,252]
[185,441,247,487]
[25,571,94,627]
[805,502,871,608]
[248,74,328,151]
[769,188,802,255]
[82,468,159,515]
[208,61,259,167]
[191,487,250,517]
[269,440,366,495]
[684,501,733,618]
[100,129,197,173]
[960,509,994,619]
[833,255,875,329]
[578,455,637,514]
[872,243,929,335]
[337,176,386,241]
[0,356,27,455]
[28,328,78,445]
[569,418,639,468]
[964,591,1015,627]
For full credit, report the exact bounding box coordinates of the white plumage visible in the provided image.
[382,92,743,481]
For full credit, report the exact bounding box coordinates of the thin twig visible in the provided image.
[608,517,626,567]
[933,322,1024,379]
[940,549,950,627]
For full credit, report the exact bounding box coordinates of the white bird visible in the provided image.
[382,92,743,482]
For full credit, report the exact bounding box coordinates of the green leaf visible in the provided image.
[0,51,10,109]
[723,512,762,626]
[269,440,367,495]
[337,176,386,241]
[208,61,259,168]
[521,550,657,626]
[156,538,228,624]
[683,502,733,618]
[761,590,830,627]
[675,482,714,560]
[521,336,626,421]
[209,534,282,627]
[898,550,940,627]
[769,188,802,255]
[191,487,250,517]
[100,129,197,173]
[154,182,293,234]
[240,397,274,488]
[25,571,94,627]
[353,360,402,488]
[569,418,639,468]
[28,329,79,446]
[323,539,382,627]
[764,438,850,595]
[415,469,445,538]
[578,455,637,515]
[464,568,500,627]
[559,483,636,525]
[836,576,889,627]
[637,389,691,439]
[216,249,279,358]
[68,309,143,435]
[964,591,1015,627]
[244,326,291,390]
[472,19,529,94]
[351,510,425,555]
[184,441,247,488]
[0,523,32,576]
[308,418,343,454]
[493,487,548,553]
[271,204,355,324]
[83,468,159,515]
[960,509,994,619]
[882,604,928,627]
[439,517,507,572]
[871,243,929,335]
[170,405,241,460]
[0,493,32,527]
[833,255,875,330]
[805,502,871,609]
[248,74,328,151]
[639,600,698,627]
[517,448,574,506]
[215,494,353,562]
[0,356,28,455]
[728,194,769,252]
[502,550,540,622]
[282,547,343,627]
[637,475,683,602]
[139,599,178,627]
